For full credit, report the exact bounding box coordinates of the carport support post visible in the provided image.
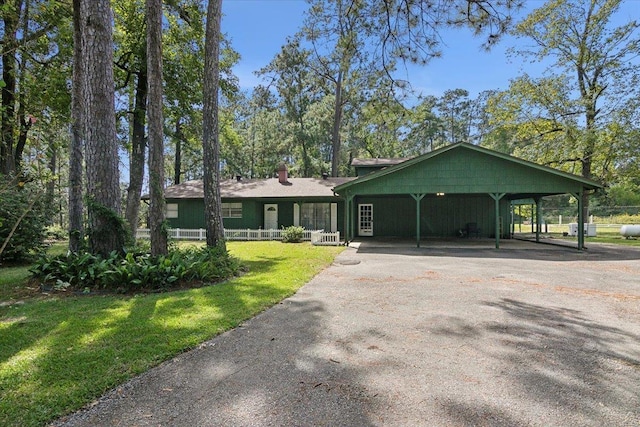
[570,191,585,250]
[577,190,585,250]
[345,194,354,243]
[411,193,426,247]
[490,193,506,249]
[534,197,541,243]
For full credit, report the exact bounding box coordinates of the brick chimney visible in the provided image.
[277,163,288,184]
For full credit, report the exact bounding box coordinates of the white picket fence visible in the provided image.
[136,228,341,246]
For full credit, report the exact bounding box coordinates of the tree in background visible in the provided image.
[231,87,289,179]
[113,0,148,238]
[259,38,328,177]
[486,0,640,216]
[0,0,70,176]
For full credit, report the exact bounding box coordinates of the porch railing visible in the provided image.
[136,228,341,245]
[311,230,341,246]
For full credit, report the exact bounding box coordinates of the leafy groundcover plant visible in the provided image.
[30,245,243,294]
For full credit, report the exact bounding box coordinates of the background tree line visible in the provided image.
[1,0,638,262]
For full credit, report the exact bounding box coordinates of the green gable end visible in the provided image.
[335,143,600,197]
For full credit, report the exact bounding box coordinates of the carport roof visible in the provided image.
[333,143,602,197]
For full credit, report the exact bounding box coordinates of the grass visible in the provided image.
[523,224,640,247]
[0,242,68,302]
[0,241,343,427]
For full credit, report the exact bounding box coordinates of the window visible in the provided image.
[222,202,242,218]
[301,203,330,231]
[166,203,178,218]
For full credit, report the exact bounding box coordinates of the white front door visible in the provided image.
[264,204,278,229]
[358,204,373,236]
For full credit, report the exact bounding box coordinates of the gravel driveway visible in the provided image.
[53,240,640,426]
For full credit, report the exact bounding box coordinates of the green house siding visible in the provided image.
[355,195,509,238]
[166,198,345,234]
[347,148,588,196]
[167,199,204,229]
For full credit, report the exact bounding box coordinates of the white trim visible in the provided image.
[293,203,300,227]
[330,203,338,232]
[264,204,278,229]
[358,203,373,236]
[166,203,179,218]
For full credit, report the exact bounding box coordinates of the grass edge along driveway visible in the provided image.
[0,242,344,427]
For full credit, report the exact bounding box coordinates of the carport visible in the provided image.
[333,143,602,250]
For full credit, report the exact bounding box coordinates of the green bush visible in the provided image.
[30,245,243,293]
[45,225,68,241]
[0,178,51,263]
[282,225,304,243]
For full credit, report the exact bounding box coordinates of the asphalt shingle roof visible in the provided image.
[162,177,356,199]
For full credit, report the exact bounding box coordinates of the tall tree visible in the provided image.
[437,89,472,144]
[1,0,71,176]
[259,38,324,177]
[1,0,21,175]
[303,0,371,177]
[202,0,224,248]
[163,1,239,185]
[146,0,167,255]
[506,0,640,217]
[114,0,148,239]
[70,0,85,253]
[82,0,125,256]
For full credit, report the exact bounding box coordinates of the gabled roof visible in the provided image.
[334,142,602,195]
[162,177,356,199]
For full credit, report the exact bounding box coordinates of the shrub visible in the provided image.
[30,245,243,293]
[45,225,68,241]
[282,226,304,243]
[0,178,51,263]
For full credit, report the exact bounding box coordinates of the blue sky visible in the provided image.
[222,0,639,101]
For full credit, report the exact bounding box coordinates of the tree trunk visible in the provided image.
[125,70,147,239]
[147,0,167,256]
[46,143,56,214]
[69,0,85,253]
[202,0,225,249]
[330,69,343,177]
[83,0,124,257]
[1,1,21,175]
[174,118,182,184]
[15,102,31,173]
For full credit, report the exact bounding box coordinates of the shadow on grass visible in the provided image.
[1,243,343,427]
[50,296,381,426]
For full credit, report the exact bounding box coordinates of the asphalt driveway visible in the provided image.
[54,240,640,426]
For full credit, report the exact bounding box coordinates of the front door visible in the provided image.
[358,204,373,236]
[264,204,278,229]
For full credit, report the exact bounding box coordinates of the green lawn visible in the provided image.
[0,242,68,302]
[0,242,343,427]
[543,224,640,247]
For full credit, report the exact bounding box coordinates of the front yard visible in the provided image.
[0,242,343,427]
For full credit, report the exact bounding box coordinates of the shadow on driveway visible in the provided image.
[54,243,640,426]
[352,237,640,261]
[54,295,383,426]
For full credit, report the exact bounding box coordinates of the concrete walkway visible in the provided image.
[53,241,640,426]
